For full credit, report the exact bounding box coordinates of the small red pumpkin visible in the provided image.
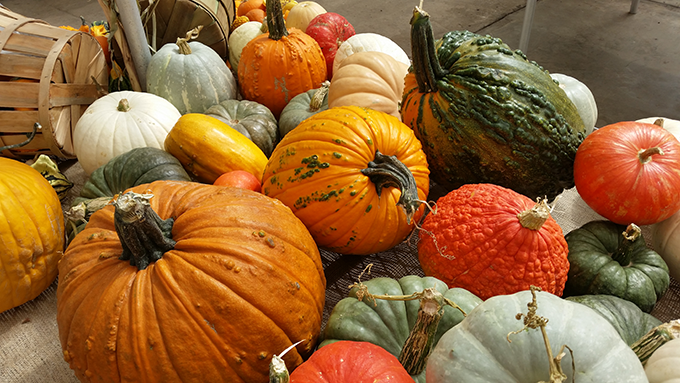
[418,183,569,300]
[305,12,355,79]
[574,120,680,225]
[290,341,413,383]
[214,170,262,192]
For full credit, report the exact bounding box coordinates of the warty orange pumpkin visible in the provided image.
[262,106,430,255]
[237,0,327,118]
[57,181,326,383]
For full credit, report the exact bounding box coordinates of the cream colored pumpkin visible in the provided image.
[285,1,326,31]
[550,73,598,134]
[328,51,408,120]
[73,91,181,175]
[332,33,410,75]
[646,337,680,383]
[645,117,680,281]
[228,21,265,70]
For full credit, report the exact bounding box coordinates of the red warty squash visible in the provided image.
[418,183,569,300]
[57,181,326,382]
[574,120,680,225]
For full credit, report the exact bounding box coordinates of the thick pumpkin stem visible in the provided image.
[176,26,203,55]
[638,147,664,164]
[310,81,330,111]
[611,224,641,266]
[410,6,448,93]
[117,99,131,112]
[398,288,446,375]
[517,199,551,230]
[631,319,680,366]
[113,191,176,270]
[266,0,288,40]
[360,150,421,224]
[269,340,305,383]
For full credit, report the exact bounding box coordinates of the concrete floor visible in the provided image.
[2,0,679,126]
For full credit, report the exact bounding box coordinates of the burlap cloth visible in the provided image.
[2,160,679,382]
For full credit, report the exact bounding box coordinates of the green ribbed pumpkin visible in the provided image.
[147,28,238,114]
[278,81,329,138]
[400,8,585,200]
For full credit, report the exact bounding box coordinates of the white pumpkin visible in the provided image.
[550,73,598,134]
[332,33,410,75]
[228,21,265,70]
[646,337,680,383]
[146,33,238,115]
[643,117,680,281]
[73,91,181,175]
[285,1,326,31]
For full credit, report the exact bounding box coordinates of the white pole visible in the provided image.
[519,0,537,53]
[116,0,152,91]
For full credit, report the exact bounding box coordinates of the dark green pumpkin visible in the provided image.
[204,99,279,157]
[278,81,329,138]
[321,275,482,383]
[566,294,662,345]
[564,220,670,313]
[400,9,585,199]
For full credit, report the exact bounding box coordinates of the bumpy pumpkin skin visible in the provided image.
[321,275,482,383]
[426,290,648,382]
[57,181,326,383]
[401,19,585,200]
[0,158,64,313]
[418,183,569,300]
[262,106,430,255]
[290,341,413,383]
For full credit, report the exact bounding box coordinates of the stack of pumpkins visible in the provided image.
[2,0,679,382]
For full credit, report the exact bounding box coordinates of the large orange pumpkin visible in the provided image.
[0,157,64,313]
[56,181,326,382]
[237,0,326,118]
[262,106,430,255]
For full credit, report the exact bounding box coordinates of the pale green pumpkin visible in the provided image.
[278,81,329,138]
[147,29,238,115]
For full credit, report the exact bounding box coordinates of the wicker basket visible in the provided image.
[140,0,236,60]
[0,6,108,159]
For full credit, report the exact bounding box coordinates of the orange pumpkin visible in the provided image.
[57,181,326,382]
[237,0,265,17]
[237,0,326,118]
[262,106,430,255]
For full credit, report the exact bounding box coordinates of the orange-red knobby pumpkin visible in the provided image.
[57,181,326,383]
[237,0,326,118]
[262,106,430,255]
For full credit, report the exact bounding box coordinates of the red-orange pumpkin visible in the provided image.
[418,183,569,300]
[574,120,680,225]
[57,181,326,382]
[262,106,430,255]
[290,341,413,382]
[237,0,326,118]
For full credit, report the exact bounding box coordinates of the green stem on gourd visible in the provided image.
[117,99,131,112]
[176,26,203,55]
[631,319,680,366]
[269,340,305,383]
[351,278,467,376]
[611,224,641,266]
[360,150,422,224]
[638,147,664,164]
[266,0,288,40]
[507,286,574,383]
[410,5,448,94]
[517,199,552,230]
[309,81,330,111]
[113,191,176,270]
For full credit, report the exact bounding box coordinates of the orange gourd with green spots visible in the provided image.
[418,183,569,300]
[262,106,430,255]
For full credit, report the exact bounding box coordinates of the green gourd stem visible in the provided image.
[611,224,641,266]
[269,340,305,383]
[360,150,421,224]
[176,25,203,55]
[0,122,40,153]
[517,199,551,231]
[266,0,287,40]
[409,5,448,94]
[113,191,176,270]
[631,319,680,365]
[117,99,131,112]
[638,147,664,164]
[309,81,330,111]
[398,288,446,375]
